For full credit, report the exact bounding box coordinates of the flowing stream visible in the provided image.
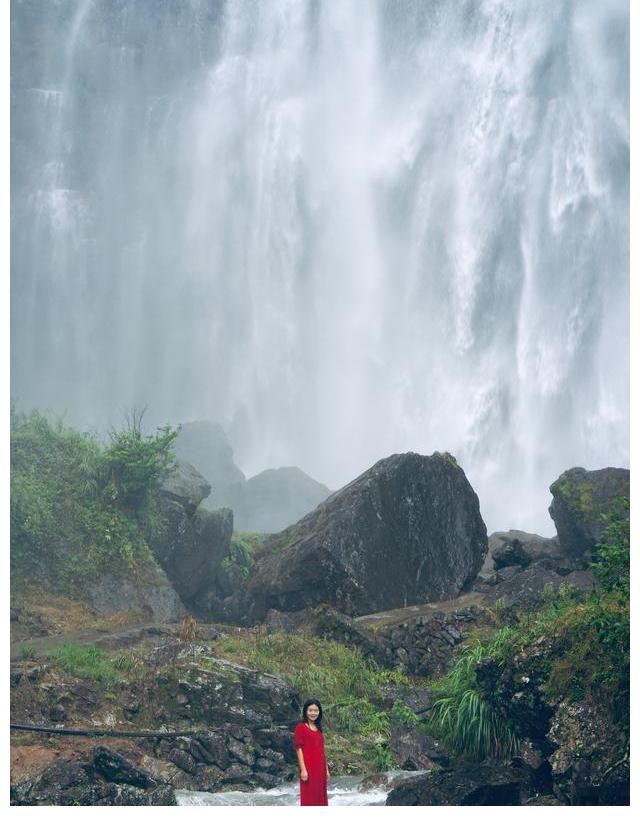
[11,0,629,533]
[176,771,418,806]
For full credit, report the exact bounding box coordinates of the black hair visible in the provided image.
[301,698,323,731]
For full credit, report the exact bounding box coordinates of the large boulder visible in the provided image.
[386,761,536,805]
[10,754,176,805]
[477,531,573,582]
[233,452,487,620]
[174,421,245,509]
[548,467,629,564]
[227,467,332,533]
[474,562,595,614]
[150,500,233,611]
[160,461,211,518]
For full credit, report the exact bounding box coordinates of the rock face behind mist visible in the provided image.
[228,467,332,533]
[548,467,630,564]
[174,421,245,508]
[239,452,487,620]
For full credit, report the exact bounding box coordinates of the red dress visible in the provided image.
[294,722,328,806]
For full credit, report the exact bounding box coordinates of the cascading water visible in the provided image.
[11,0,629,533]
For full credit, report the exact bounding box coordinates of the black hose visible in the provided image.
[10,721,295,738]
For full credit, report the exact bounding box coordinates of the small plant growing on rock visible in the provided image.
[177,616,199,641]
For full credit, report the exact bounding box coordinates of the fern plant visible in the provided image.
[426,638,519,760]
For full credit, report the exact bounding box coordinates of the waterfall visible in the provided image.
[10,0,629,533]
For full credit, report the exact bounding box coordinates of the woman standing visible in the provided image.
[294,698,330,806]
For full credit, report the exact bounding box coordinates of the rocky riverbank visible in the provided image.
[10,410,629,805]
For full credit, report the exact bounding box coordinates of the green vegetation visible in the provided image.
[11,405,177,593]
[47,644,117,684]
[423,500,630,759]
[222,532,265,580]
[426,633,520,761]
[212,629,418,770]
[46,643,145,684]
[591,497,629,598]
[549,475,596,516]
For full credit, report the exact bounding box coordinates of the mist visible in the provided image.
[10,0,629,533]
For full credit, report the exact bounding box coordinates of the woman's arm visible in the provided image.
[296,747,308,782]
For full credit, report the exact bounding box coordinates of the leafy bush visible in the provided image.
[10,406,177,591]
[222,532,263,580]
[591,497,629,598]
[102,409,177,510]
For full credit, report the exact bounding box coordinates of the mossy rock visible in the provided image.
[548,467,629,563]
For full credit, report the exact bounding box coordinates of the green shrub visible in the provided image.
[102,409,177,510]
[389,699,419,728]
[10,406,177,591]
[223,532,263,579]
[591,497,629,598]
[425,638,520,761]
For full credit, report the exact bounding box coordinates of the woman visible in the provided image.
[294,698,330,806]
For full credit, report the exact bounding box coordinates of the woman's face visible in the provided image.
[305,704,320,722]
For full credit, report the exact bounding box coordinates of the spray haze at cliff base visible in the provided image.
[11,0,629,534]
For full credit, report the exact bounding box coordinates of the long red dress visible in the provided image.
[294,722,328,806]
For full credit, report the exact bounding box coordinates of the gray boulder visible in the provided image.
[548,467,629,564]
[386,762,535,805]
[474,561,595,612]
[160,460,211,517]
[150,500,233,610]
[234,452,487,620]
[485,531,572,574]
[88,573,187,623]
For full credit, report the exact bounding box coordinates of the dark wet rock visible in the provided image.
[386,761,536,805]
[372,604,495,677]
[474,562,594,613]
[478,531,572,583]
[92,746,152,788]
[234,452,487,620]
[10,756,176,806]
[160,460,211,517]
[48,704,66,722]
[227,737,255,766]
[391,724,449,770]
[475,638,555,742]
[222,763,253,783]
[168,748,197,776]
[196,732,230,770]
[150,499,233,610]
[547,701,629,805]
[548,467,629,564]
[304,605,391,666]
[254,748,285,774]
